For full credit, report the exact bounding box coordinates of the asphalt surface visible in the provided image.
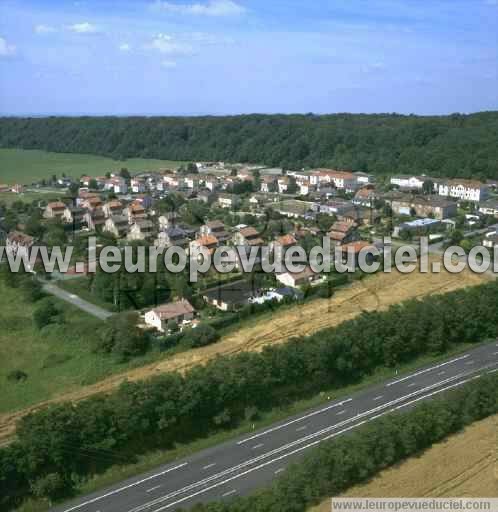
[42,282,113,320]
[53,342,498,512]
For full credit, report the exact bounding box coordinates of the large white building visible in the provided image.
[390,175,434,191]
[310,169,359,192]
[437,179,488,202]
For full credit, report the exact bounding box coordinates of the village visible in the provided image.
[2,163,498,338]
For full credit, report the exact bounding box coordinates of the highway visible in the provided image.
[53,342,498,512]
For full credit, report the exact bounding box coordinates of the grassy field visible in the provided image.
[0,148,185,184]
[0,280,168,419]
[311,414,498,511]
[0,190,61,206]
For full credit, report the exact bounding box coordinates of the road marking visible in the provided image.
[373,395,383,401]
[336,409,346,415]
[252,443,264,450]
[465,360,475,365]
[146,486,161,493]
[237,398,352,445]
[127,364,497,512]
[275,468,285,474]
[60,462,188,512]
[222,489,237,498]
[407,382,418,387]
[155,373,486,511]
[488,368,498,374]
[438,371,446,375]
[386,354,469,387]
[296,425,307,432]
[203,463,216,470]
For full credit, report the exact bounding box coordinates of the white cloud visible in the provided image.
[35,24,56,34]
[148,33,193,55]
[161,59,177,68]
[67,22,99,33]
[152,0,246,17]
[119,43,131,52]
[0,36,16,57]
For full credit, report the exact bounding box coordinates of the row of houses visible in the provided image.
[390,175,489,202]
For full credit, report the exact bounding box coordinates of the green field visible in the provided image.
[0,280,162,414]
[0,148,185,184]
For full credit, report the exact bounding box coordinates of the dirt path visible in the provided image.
[311,414,498,511]
[0,261,489,445]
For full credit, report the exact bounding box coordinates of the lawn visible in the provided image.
[0,280,161,414]
[0,148,185,184]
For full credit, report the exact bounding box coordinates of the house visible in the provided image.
[310,169,359,192]
[103,200,124,218]
[197,188,217,204]
[104,215,129,238]
[276,266,321,288]
[260,175,277,193]
[104,177,128,194]
[81,195,103,211]
[158,212,180,230]
[479,199,498,217]
[437,179,488,202]
[43,201,66,219]
[337,206,376,226]
[127,201,147,224]
[390,195,457,220]
[144,299,195,332]
[189,234,219,255]
[277,176,290,193]
[271,234,297,255]
[203,281,261,311]
[319,199,353,216]
[327,221,359,246]
[340,241,377,266]
[6,231,34,264]
[354,172,374,185]
[390,175,435,191]
[127,220,154,241]
[62,206,85,226]
[482,232,498,249]
[155,227,189,249]
[393,218,442,238]
[217,193,241,209]
[183,174,201,190]
[353,187,378,208]
[203,176,219,191]
[83,208,105,231]
[200,220,231,244]
[274,200,318,219]
[130,178,146,194]
[233,226,264,247]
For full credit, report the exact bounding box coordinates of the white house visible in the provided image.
[144,299,195,332]
[437,179,488,202]
[276,266,321,288]
[479,199,498,217]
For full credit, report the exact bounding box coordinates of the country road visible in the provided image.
[42,282,113,320]
[52,342,498,512]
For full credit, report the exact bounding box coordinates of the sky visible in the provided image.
[0,0,497,116]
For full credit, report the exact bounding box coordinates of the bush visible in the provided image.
[6,370,28,383]
[183,324,220,348]
[33,298,60,329]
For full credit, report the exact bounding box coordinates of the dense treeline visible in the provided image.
[2,280,498,509]
[186,374,498,512]
[1,112,498,178]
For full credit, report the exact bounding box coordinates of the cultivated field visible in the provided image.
[0,148,184,184]
[311,413,498,511]
[0,259,488,444]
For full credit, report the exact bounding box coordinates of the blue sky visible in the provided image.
[0,0,497,115]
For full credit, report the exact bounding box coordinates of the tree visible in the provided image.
[422,180,435,195]
[88,178,98,190]
[21,277,44,302]
[33,298,60,329]
[183,324,219,348]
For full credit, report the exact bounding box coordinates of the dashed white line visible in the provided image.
[336,409,346,415]
[222,489,237,498]
[274,468,285,474]
[60,462,188,512]
[252,443,264,450]
[202,463,216,470]
[296,425,308,432]
[407,382,418,387]
[237,398,352,445]
[373,395,383,401]
[438,371,446,375]
[386,354,469,387]
[465,360,475,365]
[146,485,161,493]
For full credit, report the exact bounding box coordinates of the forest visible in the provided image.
[1,112,498,179]
[2,279,498,508]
